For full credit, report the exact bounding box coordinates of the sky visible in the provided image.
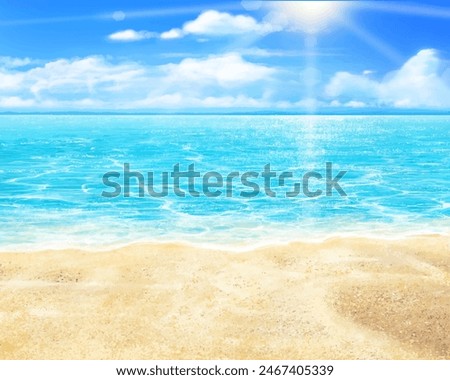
[0,0,449,112]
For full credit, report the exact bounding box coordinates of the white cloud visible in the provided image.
[183,10,268,36]
[329,100,367,108]
[112,11,126,22]
[0,54,274,110]
[135,93,270,108]
[160,10,272,39]
[109,11,271,42]
[326,72,379,100]
[26,56,146,95]
[160,28,184,40]
[325,49,450,108]
[2,49,449,111]
[0,56,147,108]
[108,29,157,42]
[345,100,367,108]
[380,49,450,107]
[161,53,275,87]
[0,71,25,90]
[0,96,35,107]
[0,56,38,68]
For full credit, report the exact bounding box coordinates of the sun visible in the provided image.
[267,1,352,34]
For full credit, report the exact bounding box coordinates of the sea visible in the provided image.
[0,115,449,251]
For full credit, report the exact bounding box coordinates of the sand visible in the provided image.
[0,235,449,359]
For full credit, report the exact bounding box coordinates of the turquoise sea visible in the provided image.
[0,115,449,250]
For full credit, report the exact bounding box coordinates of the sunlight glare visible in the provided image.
[267,1,352,34]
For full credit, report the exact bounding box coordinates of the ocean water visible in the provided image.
[0,115,449,251]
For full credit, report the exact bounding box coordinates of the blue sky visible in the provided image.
[0,0,449,112]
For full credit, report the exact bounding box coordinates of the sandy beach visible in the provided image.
[0,235,448,360]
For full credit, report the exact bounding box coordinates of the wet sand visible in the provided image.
[0,235,449,359]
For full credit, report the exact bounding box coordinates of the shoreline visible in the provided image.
[1,231,449,254]
[0,235,449,359]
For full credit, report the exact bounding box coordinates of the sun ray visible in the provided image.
[303,35,319,114]
[264,1,354,34]
[0,3,241,26]
[343,20,404,65]
[356,1,450,19]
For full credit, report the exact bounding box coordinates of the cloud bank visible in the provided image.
[326,49,450,108]
[108,29,158,42]
[0,54,274,110]
[0,49,449,110]
[108,10,273,42]
[161,10,273,39]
